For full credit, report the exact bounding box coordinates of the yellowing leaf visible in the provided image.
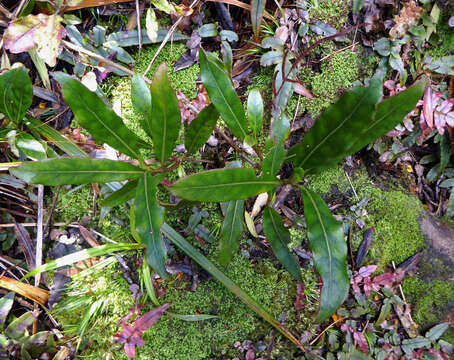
[145,8,158,43]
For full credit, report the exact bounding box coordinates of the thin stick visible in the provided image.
[135,0,142,51]
[214,127,259,168]
[318,42,359,63]
[13,0,27,18]
[35,185,44,287]
[206,0,273,19]
[310,318,343,345]
[0,4,12,19]
[143,0,199,76]
[62,40,152,84]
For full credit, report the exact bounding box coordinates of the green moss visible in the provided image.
[428,12,454,59]
[111,42,199,146]
[309,0,349,30]
[402,276,454,330]
[359,187,425,268]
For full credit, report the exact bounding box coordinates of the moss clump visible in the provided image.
[359,187,425,268]
[428,12,454,59]
[402,276,454,330]
[297,49,361,117]
[309,0,350,29]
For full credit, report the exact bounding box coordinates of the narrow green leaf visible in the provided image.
[184,104,219,154]
[135,173,168,279]
[16,133,47,160]
[161,223,306,351]
[199,50,248,140]
[131,74,153,139]
[22,243,144,279]
[288,78,382,173]
[101,179,138,207]
[150,63,181,164]
[167,313,218,321]
[53,72,142,159]
[142,260,160,306]
[0,293,14,327]
[10,158,144,185]
[301,187,349,322]
[261,142,285,180]
[219,200,244,266]
[251,0,266,38]
[343,80,425,157]
[247,89,264,139]
[5,312,35,340]
[25,117,88,157]
[352,0,365,14]
[262,207,301,281]
[168,168,279,202]
[272,60,295,122]
[0,67,32,124]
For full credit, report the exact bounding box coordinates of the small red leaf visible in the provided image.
[294,83,314,98]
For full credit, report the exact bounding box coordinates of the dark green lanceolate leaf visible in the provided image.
[199,50,248,140]
[425,322,450,341]
[184,104,219,154]
[101,179,138,207]
[262,207,301,281]
[341,80,425,158]
[15,133,46,160]
[219,200,244,266]
[247,89,264,138]
[161,223,306,351]
[53,72,142,159]
[5,312,35,340]
[168,168,279,202]
[150,63,181,164]
[272,60,295,122]
[287,78,382,173]
[301,188,349,322]
[261,142,285,180]
[25,118,88,157]
[131,74,153,139]
[10,158,143,185]
[0,67,33,124]
[135,173,167,279]
[251,0,266,38]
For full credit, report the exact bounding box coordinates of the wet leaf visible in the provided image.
[263,206,301,281]
[219,200,244,266]
[0,67,33,124]
[145,8,158,43]
[199,23,218,38]
[247,89,264,139]
[16,133,47,161]
[302,188,349,322]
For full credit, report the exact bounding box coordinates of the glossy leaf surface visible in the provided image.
[340,80,425,158]
[131,74,153,139]
[161,223,305,351]
[302,187,349,322]
[261,142,285,180]
[102,179,138,207]
[25,117,88,157]
[219,200,244,266]
[184,104,219,154]
[247,89,264,138]
[199,50,248,140]
[0,67,33,124]
[54,72,142,159]
[135,173,167,279]
[10,158,144,185]
[287,78,382,173]
[150,63,181,164]
[168,168,279,202]
[262,207,301,281]
[16,133,47,160]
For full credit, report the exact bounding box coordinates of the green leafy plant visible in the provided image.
[8,47,424,351]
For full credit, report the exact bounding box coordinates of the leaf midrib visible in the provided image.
[175,180,278,190]
[205,56,247,139]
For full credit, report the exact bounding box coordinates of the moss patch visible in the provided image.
[309,0,350,30]
[428,12,454,59]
